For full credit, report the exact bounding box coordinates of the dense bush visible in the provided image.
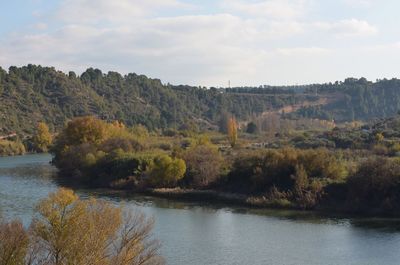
[182,143,224,187]
[100,137,144,153]
[227,148,345,192]
[89,151,153,187]
[147,155,186,187]
[224,148,346,208]
[51,117,150,186]
[347,157,400,214]
[0,139,26,156]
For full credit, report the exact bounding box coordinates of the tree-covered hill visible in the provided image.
[294,78,400,122]
[0,65,306,134]
[2,64,400,134]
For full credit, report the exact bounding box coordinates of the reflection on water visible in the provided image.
[1,154,400,265]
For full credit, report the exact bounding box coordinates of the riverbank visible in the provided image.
[145,188,293,209]
[138,188,400,218]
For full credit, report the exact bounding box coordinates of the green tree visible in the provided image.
[148,155,186,187]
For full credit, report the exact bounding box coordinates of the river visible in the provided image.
[1,154,400,265]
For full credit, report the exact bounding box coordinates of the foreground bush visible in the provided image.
[0,188,164,265]
[0,219,28,265]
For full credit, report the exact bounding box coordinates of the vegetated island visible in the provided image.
[45,115,400,217]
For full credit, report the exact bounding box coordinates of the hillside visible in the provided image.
[0,65,307,134]
[2,65,400,134]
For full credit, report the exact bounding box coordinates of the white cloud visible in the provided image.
[0,0,389,87]
[315,19,378,37]
[32,23,48,30]
[342,0,375,8]
[57,0,193,24]
[220,0,310,19]
[276,47,331,56]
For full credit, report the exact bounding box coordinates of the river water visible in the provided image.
[1,154,400,265]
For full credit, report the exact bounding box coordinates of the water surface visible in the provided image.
[1,154,400,265]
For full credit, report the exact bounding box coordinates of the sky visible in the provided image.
[0,0,399,87]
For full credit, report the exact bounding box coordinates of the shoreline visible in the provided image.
[56,178,400,219]
[127,188,398,219]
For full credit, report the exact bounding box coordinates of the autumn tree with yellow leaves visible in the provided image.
[0,188,164,265]
[32,122,52,152]
[227,116,238,148]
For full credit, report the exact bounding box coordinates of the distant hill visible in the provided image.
[1,64,400,134]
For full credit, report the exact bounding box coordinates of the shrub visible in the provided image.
[52,143,98,178]
[90,151,155,187]
[130,124,149,138]
[162,129,179,137]
[347,157,400,214]
[371,144,389,156]
[147,155,186,187]
[389,142,400,156]
[246,122,258,134]
[0,218,29,265]
[51,116,149,186]
[225,148,345,204]
[100,137,144,153]
[183,144,224,187]
[0,140,26,156]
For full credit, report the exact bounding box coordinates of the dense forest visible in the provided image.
[0,65,303,134]
[2,65,400,135]
[294,77,400,121]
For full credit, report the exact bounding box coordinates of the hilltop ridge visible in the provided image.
[1,64,400,134]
